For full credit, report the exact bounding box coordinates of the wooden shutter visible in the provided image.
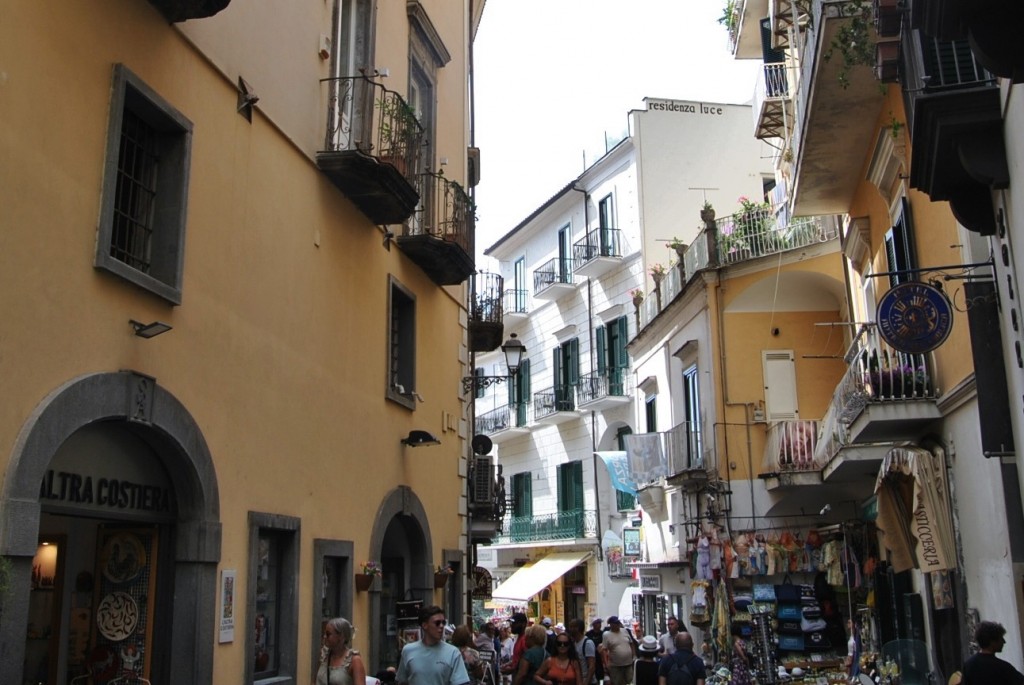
[614,317,629,369]
[596,326,607,375]
[568,338,580,385]
[763,350,799,421]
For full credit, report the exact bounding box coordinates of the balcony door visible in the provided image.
[329,0,374,149]
[552,339,579,411]
[598,194,614,256]
[682,365,702,468]
[558,224,572,281]
[514,256,527,312]
[556,461,584,536]
[508,358,531,427]
[597,317,628,395]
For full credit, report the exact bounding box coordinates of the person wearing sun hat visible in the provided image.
[633,636,661,685]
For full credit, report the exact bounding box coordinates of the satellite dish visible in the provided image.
[472,434,493,455]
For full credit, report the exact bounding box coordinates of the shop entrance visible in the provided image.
[0,371,221,685]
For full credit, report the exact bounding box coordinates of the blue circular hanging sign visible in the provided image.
[876,281,953,354]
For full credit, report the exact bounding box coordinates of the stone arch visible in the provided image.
[366,485,433,672]
[0,370,221,685]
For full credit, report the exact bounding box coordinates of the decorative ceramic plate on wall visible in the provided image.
[100,532,146,584]
[96,591,139,641]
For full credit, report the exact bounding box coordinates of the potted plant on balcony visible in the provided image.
[434,565,454,589]
[649,263,667,287]
[823,3,875,89]
[630,288,644,308]
[668,237,689,262]
[699,201,716,224]
[376,97,419,175]
[355,561,382,591]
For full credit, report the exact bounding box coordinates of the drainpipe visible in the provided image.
[467,0,476,626]
[572,183,603,560]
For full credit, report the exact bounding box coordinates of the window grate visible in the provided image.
[110,109,159,273]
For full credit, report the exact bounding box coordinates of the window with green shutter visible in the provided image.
[511,472,532,517]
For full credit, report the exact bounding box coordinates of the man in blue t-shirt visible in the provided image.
[397,605,471,685]
[656,633,706,685]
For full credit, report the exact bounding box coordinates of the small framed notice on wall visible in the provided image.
[219,569,236,643]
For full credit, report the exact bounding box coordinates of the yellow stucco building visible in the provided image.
[0,1,486,683]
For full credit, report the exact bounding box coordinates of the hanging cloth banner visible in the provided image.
[595,451,638,496]
[873,446,956,573]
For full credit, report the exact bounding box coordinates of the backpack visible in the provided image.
[666,654,698,685]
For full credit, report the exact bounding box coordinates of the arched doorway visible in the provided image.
[0,371,221,685]
[367,486,433,673]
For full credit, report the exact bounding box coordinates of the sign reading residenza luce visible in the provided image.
[646,98,726,116]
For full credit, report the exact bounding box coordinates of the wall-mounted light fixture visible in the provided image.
[130,320,173,339]
[461,333,526,394]
[401,430,441,447]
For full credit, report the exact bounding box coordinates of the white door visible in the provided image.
[762,350,799,421]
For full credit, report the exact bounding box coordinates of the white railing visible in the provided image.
[717,210,838,264]
[752,62,791,129]
[763,419,820,472]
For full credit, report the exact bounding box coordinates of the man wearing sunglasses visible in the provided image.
[397,605,471,685]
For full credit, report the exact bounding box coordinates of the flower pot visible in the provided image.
[673,244,688,261]
[355,573,374,591]
[434,573,449,589]
[700,208,716,223]
[632,295,644,308]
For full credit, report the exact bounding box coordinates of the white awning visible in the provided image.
[491,551,590,601]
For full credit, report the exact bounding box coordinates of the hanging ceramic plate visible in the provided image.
[100,532,146,584]
[96,591,139,641]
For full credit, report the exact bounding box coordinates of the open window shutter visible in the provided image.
[507,369,516,405]
[557,464,567,512]
[552,348,562,389]
[568,338,580,385]
[522,359,531,396]
[615,317,629,369]
[885,199,917,286]
[596,326,608,375]
[763,350,799,421]
[572,461,583,510]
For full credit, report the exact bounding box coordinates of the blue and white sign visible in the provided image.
[877,282,953,355]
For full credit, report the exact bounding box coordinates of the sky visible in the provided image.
[473,0,764,251]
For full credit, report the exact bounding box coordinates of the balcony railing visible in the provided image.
[317,75,424,225]
[577,369,634,406]
[475,403,530,435]
[763,419,821,473]
[834,326,938,425]
[533,257,574,296]
[753,62,791,140]
[534,385,576,419]
[502,289,529,317]
[396,172,475,285]
[469,272,504,352]
[493,509,598,544]
[717,209,839,264]
[573,228,622,265]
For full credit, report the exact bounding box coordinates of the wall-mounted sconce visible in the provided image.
[461,334,526,394]
[401,430,441,447]
[130,320,173,339]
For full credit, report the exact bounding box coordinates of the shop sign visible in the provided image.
[472,567,492,599]
[876,282,953,354]
[639,573,661,592]
[623,527,641,557]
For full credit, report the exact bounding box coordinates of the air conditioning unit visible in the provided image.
[472,456,494,504]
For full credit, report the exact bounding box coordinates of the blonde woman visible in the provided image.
[318,618,367,685]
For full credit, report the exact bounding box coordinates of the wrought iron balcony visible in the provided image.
[573,228,623,278]
[502,288,529,323]
[902,28,1005,234]
[317,75,423,225]
[832,325,941,442]
[475,403,530,442]
[534,385,579,424]
[492,509,598,545]
[577,369,633,409]
[753,63,792,140]
[469,272,504,352]
[397,172,475,285]
[533,258,575,300]
[717,209,839,265]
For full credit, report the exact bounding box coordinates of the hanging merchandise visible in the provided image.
[713,578,731,656]
[695,535,712,580]
[690,579,711,626]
